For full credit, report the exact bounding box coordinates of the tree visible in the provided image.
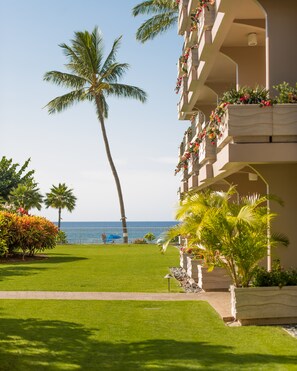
[0,157,35,201]
[44,27,147,243]
[8,183,43,212]
[132,0,178,43]
[44,183,77,230]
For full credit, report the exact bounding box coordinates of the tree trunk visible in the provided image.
[58,208,61,230]
[95,97,128,243]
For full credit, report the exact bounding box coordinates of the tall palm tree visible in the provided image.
[44,183,77,230]
[132,0,178,43]
[44,27,147,243]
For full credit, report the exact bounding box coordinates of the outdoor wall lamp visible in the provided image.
[248,33,258,47]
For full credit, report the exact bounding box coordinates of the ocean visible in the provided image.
[58,221,178,244]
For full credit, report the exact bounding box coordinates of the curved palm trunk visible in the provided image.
[96,97,128,243]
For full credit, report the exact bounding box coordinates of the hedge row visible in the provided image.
[0,211,58,258]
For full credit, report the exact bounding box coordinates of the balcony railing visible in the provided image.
[178,0,190,35]
[187,48,199,91]
[198,131,217,165]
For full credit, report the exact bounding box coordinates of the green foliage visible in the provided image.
[8,183,43,212]
[273,81,297,103]
[132,0,178,43]
[0,211,58,258]
[164,186,288,287]
[56,230,68,244]
[0,157,35,201]
[143,232,156,241]
[253,260,297,287]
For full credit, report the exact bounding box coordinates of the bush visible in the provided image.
[56,230,68,244]
[0,211,58,259]
[253,260,297,287]
[133,238,147,244]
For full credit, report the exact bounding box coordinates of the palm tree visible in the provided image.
[163,187,289,287]
[132,0,178,43]
[8,183,43,213]
[44,183,77,230]
[43,27,147,243]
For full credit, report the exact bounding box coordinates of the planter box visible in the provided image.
[186,257,204,282]
[198,265,232,291]
[273,104,297,141]
[230,285,297,325]
[179,252,192,270]
[217,105,273,150]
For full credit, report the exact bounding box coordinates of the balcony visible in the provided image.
[198,132,217,165]
[187,48,199,91]
[178,0,190,35]
[197,4,216,43]
[216,104,297,152]
[188,174,199,189]
[178,76,189,112]
[188,153,200,174]
[217,105,273,150]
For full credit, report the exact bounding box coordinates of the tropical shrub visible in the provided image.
[163,186,289,287]
[143,232,156,242]
[0,211,58,259]
[253,260,297,287]
[56,230,68,244]
[274,81,297,103]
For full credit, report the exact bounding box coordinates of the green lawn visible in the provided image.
[0,244,181,292]
[0,300,296,370]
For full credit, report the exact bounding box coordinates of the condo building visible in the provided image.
[176,0,297,268]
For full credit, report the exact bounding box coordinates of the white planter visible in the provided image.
[230,285,297,325]
[186,257,204,282]
[198,265,232,291]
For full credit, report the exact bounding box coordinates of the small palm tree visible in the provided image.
[8,183,43,212]
[132,0,178,43]
[44,27,147,243]
[163,187,289,287]
[44,183,77,230]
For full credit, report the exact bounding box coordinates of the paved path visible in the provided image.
[0,291,233,321]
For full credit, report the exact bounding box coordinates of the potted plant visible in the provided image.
[162,188,234,289]
[231,260,297,325]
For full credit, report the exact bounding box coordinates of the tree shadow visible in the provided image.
[0,256,87,281]
[0,318,296,370]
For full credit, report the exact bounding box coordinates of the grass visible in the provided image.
[0,244,296,370]
[0,300,296,370]
[0,244,182,292]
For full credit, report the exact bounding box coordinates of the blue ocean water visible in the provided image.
[58,221,178,244]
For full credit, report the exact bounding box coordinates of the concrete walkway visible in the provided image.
[0,291,233,322]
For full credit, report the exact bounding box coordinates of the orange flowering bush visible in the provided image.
[0,211,58,259]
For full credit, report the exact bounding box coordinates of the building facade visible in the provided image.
[176,0,297,268]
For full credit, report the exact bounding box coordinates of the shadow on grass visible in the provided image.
[0,318,296,370]
[0,256,87,281]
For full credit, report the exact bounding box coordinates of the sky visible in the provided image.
[0,0,186,222]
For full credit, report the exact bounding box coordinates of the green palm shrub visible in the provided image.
[163,186,289,287]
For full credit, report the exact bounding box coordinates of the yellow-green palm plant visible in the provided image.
[164,187,289,287]
[44,27,147,243]
[162,187,233,254]
[132,0,178,43]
